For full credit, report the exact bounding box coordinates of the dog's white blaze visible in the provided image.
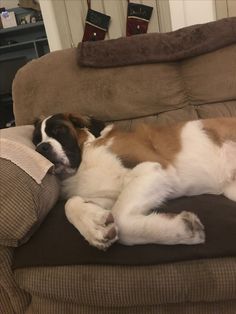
[40,116,70,165]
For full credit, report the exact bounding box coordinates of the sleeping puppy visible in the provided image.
[33,113,236,250]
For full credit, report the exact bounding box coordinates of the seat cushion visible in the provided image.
[13,259,236,310]
[13,194,236,269]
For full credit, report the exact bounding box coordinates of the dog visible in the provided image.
[33,113,236,250]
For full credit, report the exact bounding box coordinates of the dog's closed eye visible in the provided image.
[52,125,68,136]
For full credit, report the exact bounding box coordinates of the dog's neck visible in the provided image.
[74,127,95,149]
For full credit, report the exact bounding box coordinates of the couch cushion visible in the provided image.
[0,246,30,312]
[13,194,236,269]
[0,126,60,247]
[13,258,236,309]
[13,52,187,124]
[13,44,236,126]
[182,45,236,107]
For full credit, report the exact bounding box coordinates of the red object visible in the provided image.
[82,1,110,42]
[126,2,153,36]
[82,18,109,42]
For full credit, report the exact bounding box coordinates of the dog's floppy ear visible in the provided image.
[68,113,105,137]
[68,113,89,129]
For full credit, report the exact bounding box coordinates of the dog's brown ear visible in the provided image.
[68,113,90,129]
[68,113,105,137]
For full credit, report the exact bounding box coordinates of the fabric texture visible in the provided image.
[0,126,54,184]
[12,44,236,126]
[14,258,236,308]
[16,299,236,314]
[13,195,236,269]
[0,123,59,247]
[0,158,59,247]
[5,17,236,313]
[0,246,30,313]
[78,17,236,68]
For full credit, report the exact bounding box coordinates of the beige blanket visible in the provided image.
[0,126,54,184]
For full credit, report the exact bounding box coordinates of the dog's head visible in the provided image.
[33,113,105,178]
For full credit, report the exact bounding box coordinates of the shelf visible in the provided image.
[0,21,45,35]
[0,37,48,53]
[0,13,48,128]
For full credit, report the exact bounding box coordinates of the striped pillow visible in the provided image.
[0,126,60,247]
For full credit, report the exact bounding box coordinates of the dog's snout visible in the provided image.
[36,142,51,155]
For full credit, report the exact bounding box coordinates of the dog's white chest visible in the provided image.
[61,143,128,209]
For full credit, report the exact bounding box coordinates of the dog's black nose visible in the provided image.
[36,142,51,155]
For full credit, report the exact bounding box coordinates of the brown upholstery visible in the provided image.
[0,159,59,247]
[13,195,236,269]
[2,18,235,313]
[13,44,236,126]
[0,246,30,313]
[13,259,236,313]
[78,17,236,67]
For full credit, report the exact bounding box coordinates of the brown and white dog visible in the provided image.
[33,113,236,250]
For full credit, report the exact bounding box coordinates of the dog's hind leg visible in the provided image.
[112,162,205,246]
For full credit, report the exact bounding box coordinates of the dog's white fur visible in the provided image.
[38,117,236,250]
[49,119,236,250]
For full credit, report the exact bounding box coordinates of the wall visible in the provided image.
[40,0,171,51]
[39,0,63,51]
[39,0,217,52]
[66,0,173,46]
[215,0,236,19]
[169,0,216,30]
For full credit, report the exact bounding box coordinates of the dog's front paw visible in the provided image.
[89,212,119,250]
[65,198,118,251]
[177,211,205,245]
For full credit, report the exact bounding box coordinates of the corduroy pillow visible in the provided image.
[0,126,60,247]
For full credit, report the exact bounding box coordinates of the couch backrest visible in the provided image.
[13,44,236,128]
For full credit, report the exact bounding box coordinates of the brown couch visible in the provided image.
[1,18,236,313]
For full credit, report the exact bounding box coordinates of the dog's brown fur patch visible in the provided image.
[202,118,236,146]
[94,122,184,168]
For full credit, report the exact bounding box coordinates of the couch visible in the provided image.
[1,18,236,313]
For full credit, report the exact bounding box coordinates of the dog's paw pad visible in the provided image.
[105,226,117,240]
[105,212,114,225]
[181,211,204,231]
[89,223,118,251]
[179,211,205,244]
